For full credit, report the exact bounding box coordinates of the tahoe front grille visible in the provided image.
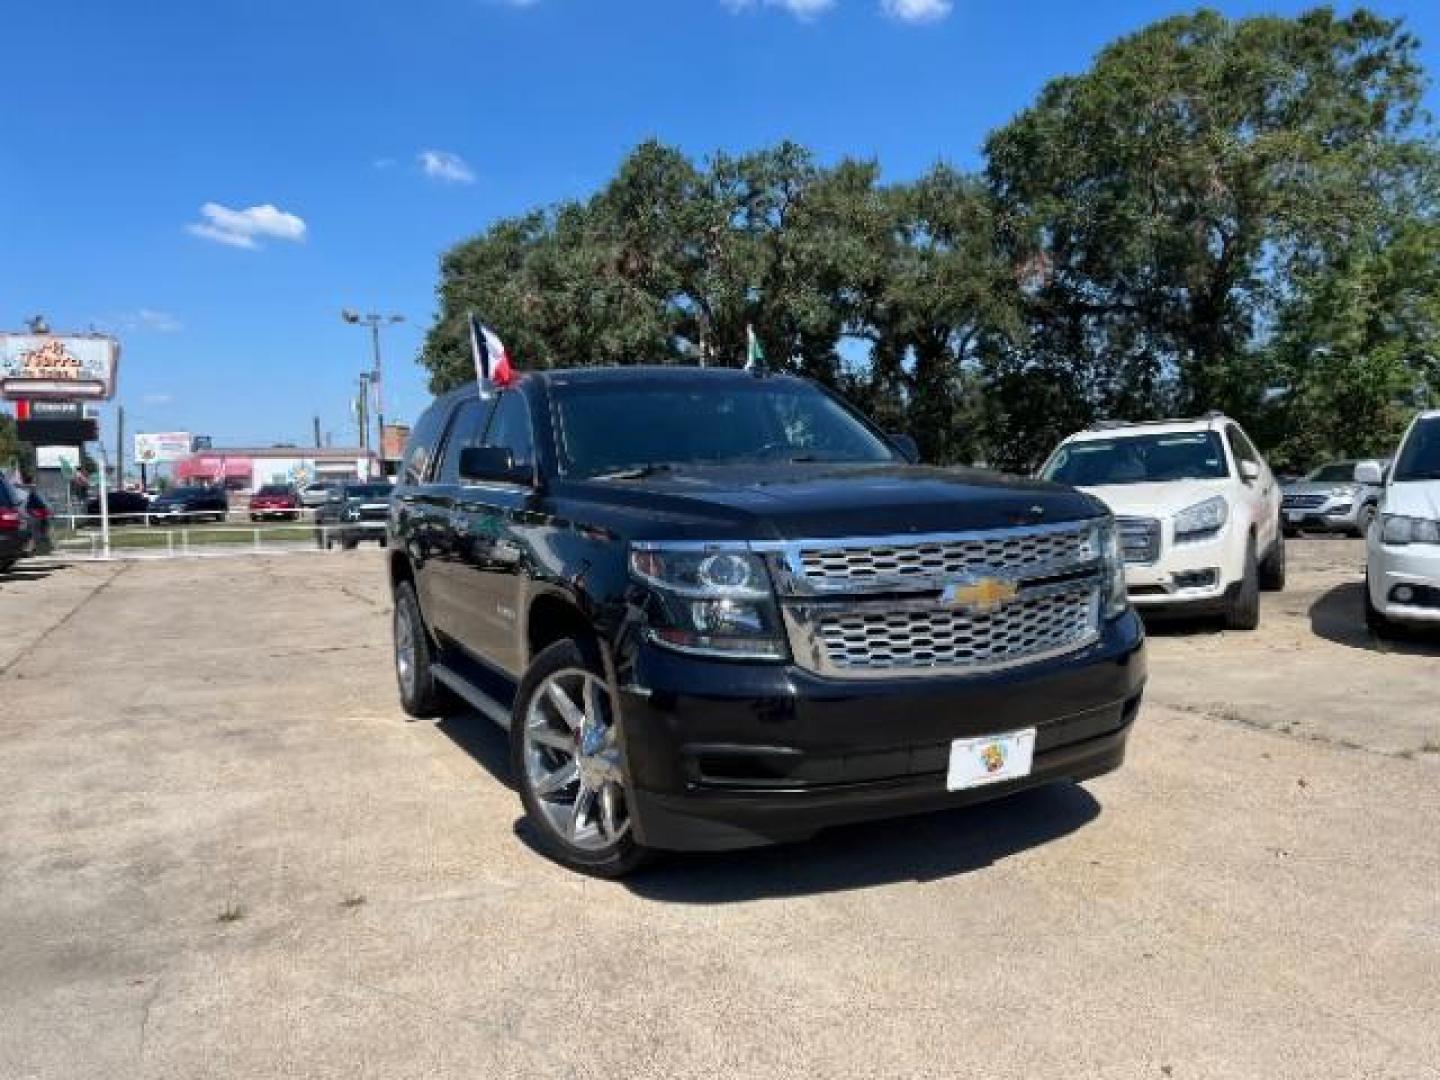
[793,522,1095,591]
[767,522,1106,679]
[812,587,1098,674]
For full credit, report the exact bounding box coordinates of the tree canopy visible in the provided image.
[421,6,1437,472]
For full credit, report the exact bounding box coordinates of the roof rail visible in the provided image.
[1087,412,1229,432]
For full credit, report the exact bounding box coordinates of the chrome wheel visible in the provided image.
[523,668,630,851]
[394,604,417,700]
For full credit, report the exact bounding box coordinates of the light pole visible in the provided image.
[341,309,404,472]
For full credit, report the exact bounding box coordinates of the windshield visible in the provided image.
[166,487,211,499]
[1393,417,1440,482]
[347,484,393,500]
[1042,431,1230,486]
[257,485,291,497]
[1307,463,1357,483]
[553,378,897,477]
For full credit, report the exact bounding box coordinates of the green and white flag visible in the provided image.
[745,324,766,372]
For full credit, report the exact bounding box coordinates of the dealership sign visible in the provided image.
[134,431,193,464]
[0,333,120,400]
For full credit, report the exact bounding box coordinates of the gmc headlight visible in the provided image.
[630,544,787,660]
[1381,514,1440,546]
[1095,520,1128,618]
[1174,496,1228,543]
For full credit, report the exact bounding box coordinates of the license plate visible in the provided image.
[947,728,1036,791]
[1286,511,1304,523]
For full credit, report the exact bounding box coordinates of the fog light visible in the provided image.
[1393,585,1415,604]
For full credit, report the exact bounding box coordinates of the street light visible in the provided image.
[341,309,405,474]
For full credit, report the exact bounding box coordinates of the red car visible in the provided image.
[249,484,300,521]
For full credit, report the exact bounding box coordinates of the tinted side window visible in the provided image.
[401,402,450,485]
[483,391,534,467]
[436,398,493,485]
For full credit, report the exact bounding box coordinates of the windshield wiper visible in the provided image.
[589,463,682,481]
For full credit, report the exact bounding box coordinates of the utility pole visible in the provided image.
[341,309,404,471]
[115,405,125,489]
[357,373,371,477]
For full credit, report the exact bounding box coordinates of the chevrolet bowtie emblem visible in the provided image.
[942,576,1020,613]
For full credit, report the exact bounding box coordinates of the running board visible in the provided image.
[432,664,513,730]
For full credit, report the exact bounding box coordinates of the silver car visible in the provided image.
[1281,460,1386,537]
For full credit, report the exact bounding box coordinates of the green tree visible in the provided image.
[985,7,1431,435]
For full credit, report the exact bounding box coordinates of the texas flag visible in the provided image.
[468,312,516,391]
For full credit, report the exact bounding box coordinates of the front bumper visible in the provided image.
[1368,541,1440,625]
[1124,527,1238,609]
[617,610,1146,851]
[1283,497,1362,531]
[339,520,387,541]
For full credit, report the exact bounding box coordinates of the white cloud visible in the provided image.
[187,202,307,250]
[135,309,182,333]
[418,150,476,184]
[722,0,836,19]
[880,0,952,22]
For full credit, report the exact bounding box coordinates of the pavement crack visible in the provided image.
[0,563,130,680]
[1162,700,1418,760]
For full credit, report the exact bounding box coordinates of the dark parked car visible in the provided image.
[85,489,152,525]
[387,368,1146,876]
[315,482,392,549]
[148,486,229,524]
[0,474,36,572]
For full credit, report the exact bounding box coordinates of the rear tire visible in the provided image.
[0,558,14,574]
[393,581,459,718]
[511,639,652,878]
[1224,537,1261,631]
[342,537,358,551]
[1259,529,1286,592]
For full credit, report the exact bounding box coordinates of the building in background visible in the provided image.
[173,447,378,492]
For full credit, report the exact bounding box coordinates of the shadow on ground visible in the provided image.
[1310,582,1440,656]
[626,782,1102,904]
[433,706,1104,902]
[435,709,516,790]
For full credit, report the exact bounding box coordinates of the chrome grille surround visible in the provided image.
[1282,493,1326,510]
[757,520,1107,679]
[1115,516,1161,564]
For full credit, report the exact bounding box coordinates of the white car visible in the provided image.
[1040,414,1284,629]
[1361,409,1440,634]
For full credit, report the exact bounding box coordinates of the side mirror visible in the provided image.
[1239,460,1261,483]
[459,445,532,485]
[888,433,920,464]
[1354,460,1384,486]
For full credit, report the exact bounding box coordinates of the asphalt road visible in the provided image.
[1,542,1437,1079]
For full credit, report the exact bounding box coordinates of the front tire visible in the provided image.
[393,580,459,718]
[1364,574,1396,639]
[511,639,651,878]
[1224,536,1261,631]
[1259,529,1286,592]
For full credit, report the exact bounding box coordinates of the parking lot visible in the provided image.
[1,539,1437,1080]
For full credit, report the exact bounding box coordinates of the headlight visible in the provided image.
[629,544,786,659]
[1173,496,1228,542]
[1095,520,1128,618]
[1381,514,1440,546]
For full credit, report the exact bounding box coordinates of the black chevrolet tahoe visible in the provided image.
[388,367,1146,876]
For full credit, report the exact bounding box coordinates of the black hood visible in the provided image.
[556,463,1105,543]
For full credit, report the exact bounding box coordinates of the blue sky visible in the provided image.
[2,0,1436,459]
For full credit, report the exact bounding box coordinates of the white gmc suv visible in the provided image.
[1040,414,1284,629]
[1361,409,1440,636]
